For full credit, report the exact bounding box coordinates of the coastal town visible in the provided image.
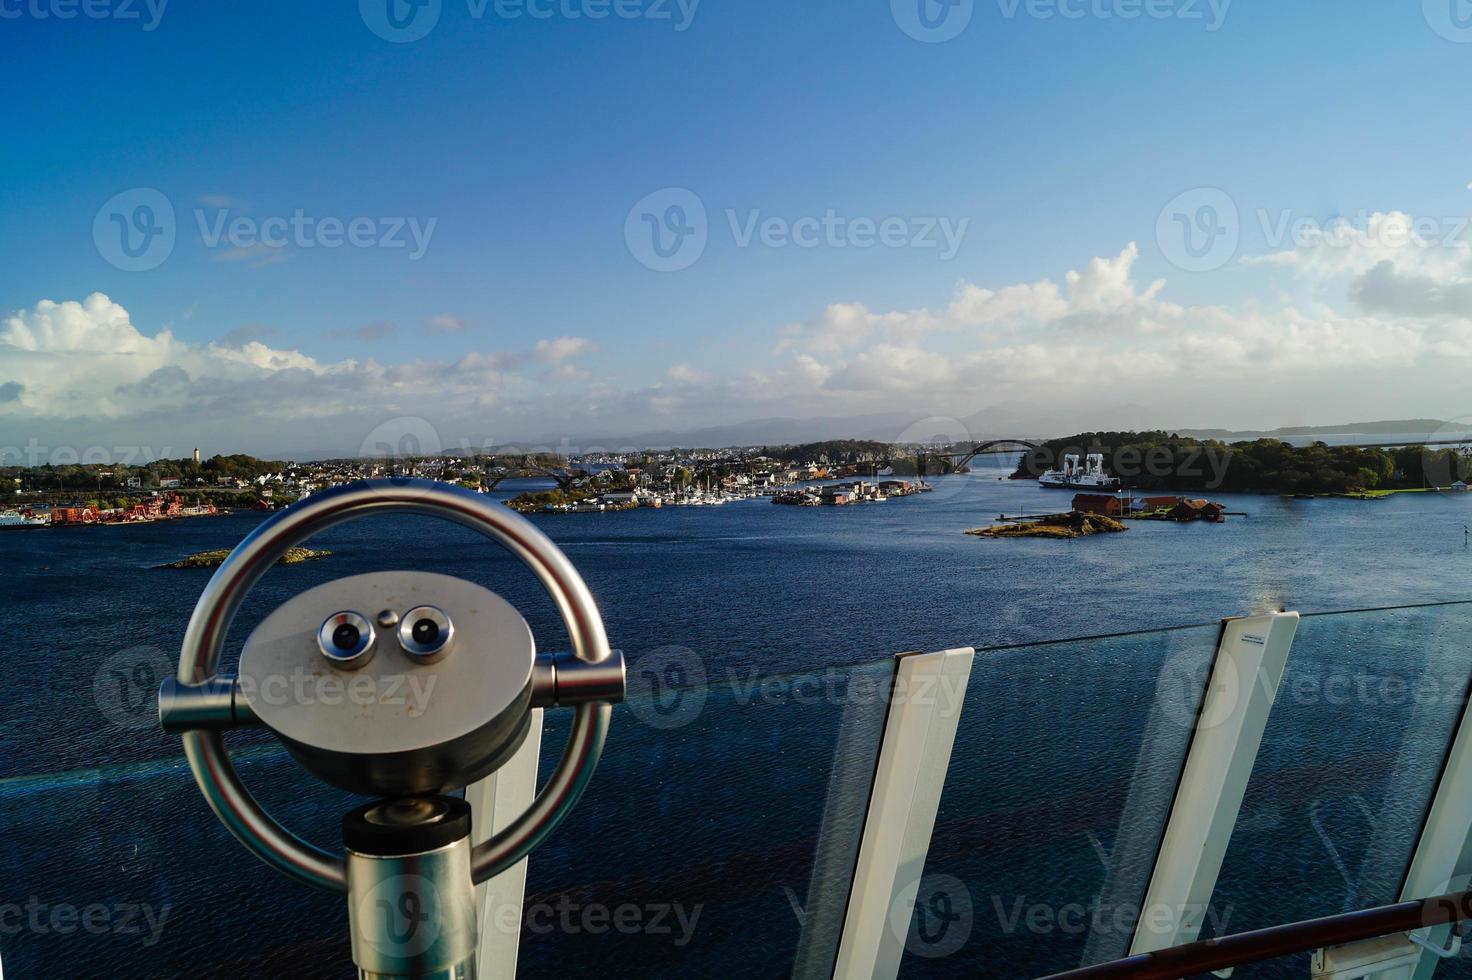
[0,441,945,526]
[521,478,932,513]
[2,492,218,528]
[2,430,1466,531]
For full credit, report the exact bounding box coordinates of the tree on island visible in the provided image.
[1012,432,1464,494]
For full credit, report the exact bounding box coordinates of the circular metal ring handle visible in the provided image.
[175,479,613,891]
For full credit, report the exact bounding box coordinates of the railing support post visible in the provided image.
[832,647,975,980]
[467,708,544,978]
[1395,666,1472,980]
[1129,611,1299,954]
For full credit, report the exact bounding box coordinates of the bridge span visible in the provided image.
[927,439,1042,473]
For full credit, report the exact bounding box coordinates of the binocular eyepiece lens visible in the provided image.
[411,618,439,645]
[399,605,453,663]
[317,611,376,668]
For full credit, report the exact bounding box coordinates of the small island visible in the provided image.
[967,511,1127,540]
[158,547,331,569]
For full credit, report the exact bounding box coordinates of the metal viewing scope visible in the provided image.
[157,479,626,978]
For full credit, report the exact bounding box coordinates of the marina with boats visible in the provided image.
[770,478,932,506]
[523,478,935,513]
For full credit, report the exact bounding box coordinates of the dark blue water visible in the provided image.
[2,470,1471,977]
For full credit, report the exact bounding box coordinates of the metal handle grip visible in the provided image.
[168,479,615,891]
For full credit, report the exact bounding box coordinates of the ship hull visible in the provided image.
[1038,478,1122,491]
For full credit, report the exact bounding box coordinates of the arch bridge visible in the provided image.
[480,458,586,491]
[930,439,1042,473]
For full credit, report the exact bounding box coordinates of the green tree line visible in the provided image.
[1013,432,1470,493]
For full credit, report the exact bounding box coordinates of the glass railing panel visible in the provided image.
[13,592,1472,978]
[1200,602,1472,979]
[0,654,894,978]
[895,623,1225,977]
[0,752,359,977]
[517,654,895,979]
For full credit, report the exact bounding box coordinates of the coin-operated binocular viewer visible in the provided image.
[158,481,626,978]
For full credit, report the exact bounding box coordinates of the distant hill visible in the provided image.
[566,414,1460,452]
[308,414,1461,458]
[540,402,1165,451]
[1179,419,1451,440]
[555,413,919,450]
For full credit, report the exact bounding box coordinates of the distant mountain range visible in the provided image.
[542,403,1160,449]
[296,412,1461,460]
[536,411,1458,451]
[575,412,921,450]
[1176,419,1453,440]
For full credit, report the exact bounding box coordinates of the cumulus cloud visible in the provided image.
[1350,260,1472,319]
[752,235,1466,428]
[6,211,1471,456]
[1242,210,1472,320]
[777,243,1165,356]
[1243,211,1471,279]
[0,295,604,456]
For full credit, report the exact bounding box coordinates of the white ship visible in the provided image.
[0,509,47,528]
[1039,452,1121,490]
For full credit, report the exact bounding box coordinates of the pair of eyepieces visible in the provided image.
[316,606,453,669]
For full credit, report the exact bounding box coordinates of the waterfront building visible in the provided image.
[1073,493,1126,516]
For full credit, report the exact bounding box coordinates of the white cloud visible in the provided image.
[6,212,1472,456]
[533,336,595,363]
[777,243,1165,357]
[1236,209,1472,322]
[0,295,604,456]
[1243,210,1472,281]
[754,236,1466,428]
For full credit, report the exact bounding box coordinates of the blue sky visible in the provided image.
[3,1,1472,457]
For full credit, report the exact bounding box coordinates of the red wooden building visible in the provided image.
[1073,494,1126,517]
